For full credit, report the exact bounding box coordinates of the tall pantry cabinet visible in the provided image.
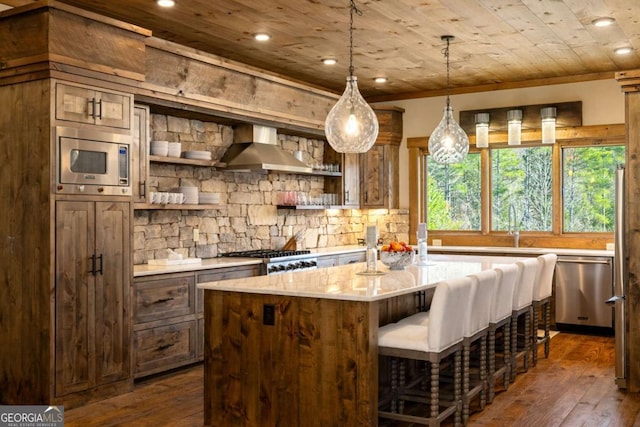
[0,77,135,408]
[0,1,143,406]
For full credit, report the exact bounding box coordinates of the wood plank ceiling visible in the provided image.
[2,0,639,100]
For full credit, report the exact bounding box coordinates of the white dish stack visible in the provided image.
[184,150,212,161]
[199,192,220,205]
[179,186,199,205]
[167,142,182,157]
[150,140,169,156]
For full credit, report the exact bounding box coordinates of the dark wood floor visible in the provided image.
[65,332,640,426]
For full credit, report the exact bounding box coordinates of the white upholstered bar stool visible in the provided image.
[510,258,538,382]
[531,253,558,366]
[378,276,472,427]
[461,269,498,425]
[487,263,518,403]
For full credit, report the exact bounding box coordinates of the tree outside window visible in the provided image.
[491,146,552,232]
[563,146,625,232]
[426,153,481,230]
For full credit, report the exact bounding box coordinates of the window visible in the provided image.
[563,145,625,232]
[413,124,625,244]
[426,152,481,230]
[491,146,552,232]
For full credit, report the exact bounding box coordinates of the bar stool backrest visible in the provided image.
[428,275,473,352]
[465,269,498,338]
[512,258,538,311]
[532,253,557,302]
[491,264,519,323]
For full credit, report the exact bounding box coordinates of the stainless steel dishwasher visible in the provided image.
[555,256,613,328]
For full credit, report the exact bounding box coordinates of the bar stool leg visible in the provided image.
[503,321,511,390]
[511,315,517,382]
[532,303,539,366]
[544,302,551,358]
[462,345,470,425]
[488,327,496,403]
[480,336,487,410]
[523,309,531,373]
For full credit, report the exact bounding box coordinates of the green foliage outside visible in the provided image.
[426,145,624,233]
[492,146,552,232]
[427,153,481,230]
[563,146,625,232]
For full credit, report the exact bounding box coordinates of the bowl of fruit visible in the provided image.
[380,241,415,270]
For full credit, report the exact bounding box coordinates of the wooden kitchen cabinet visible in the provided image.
[132,105,150,203]
[55,82,132,129]
[132,264,260,378]
[55,200,132,397]
[133,273,197,377]
[323,147,360,207]
[360,107,403,209]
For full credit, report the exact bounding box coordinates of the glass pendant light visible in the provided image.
[324,0,379,153]
[428,35,469,164]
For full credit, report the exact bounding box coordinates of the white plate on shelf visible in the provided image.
[184,151,212,160]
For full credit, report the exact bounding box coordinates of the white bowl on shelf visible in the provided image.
[150,140,169,156]
[167,142,182,157]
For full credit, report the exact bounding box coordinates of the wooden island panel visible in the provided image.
[203,291,379,427]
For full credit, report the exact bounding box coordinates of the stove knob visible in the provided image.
[309,260,317,267]
[286,263,297,270]
[277,265,286,271]
[268,266,279,274]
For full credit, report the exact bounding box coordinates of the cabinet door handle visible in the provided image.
[154,297,175,304]
[345,190,349,202]
[95,99,103,119]
[157,343,175,351]
[140,181,146,197]
[88,98,96,119]
[89,254,97,275]
[96,254,103,275]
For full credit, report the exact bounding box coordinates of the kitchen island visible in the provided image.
[197,254,526,427]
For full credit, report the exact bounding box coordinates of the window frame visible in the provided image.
[407,124,626,247]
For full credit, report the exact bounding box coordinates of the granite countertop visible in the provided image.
[196,254,527,302]
[428,245,614,258]
[133,245,367,277]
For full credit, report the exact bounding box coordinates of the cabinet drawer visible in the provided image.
[134,275,195,323]
[134,320,197,377]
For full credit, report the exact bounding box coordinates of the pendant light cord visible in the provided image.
[442,36,451,109]
[349,0,362,77]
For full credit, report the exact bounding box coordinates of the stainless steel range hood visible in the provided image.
[221,124,313,174]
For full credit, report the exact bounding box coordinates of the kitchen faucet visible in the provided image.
[508,203,520,248]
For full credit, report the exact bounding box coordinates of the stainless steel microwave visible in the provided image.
[55,126,131,196]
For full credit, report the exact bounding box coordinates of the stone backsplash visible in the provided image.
[133,114,409,264]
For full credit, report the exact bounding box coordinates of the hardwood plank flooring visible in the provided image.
[64,333,640,426]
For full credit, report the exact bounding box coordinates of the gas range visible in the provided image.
[219,250,318,275]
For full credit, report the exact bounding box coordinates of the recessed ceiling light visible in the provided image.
[592,17,615,27]
[254,33,271,42]
[157,0,175,7]
[322,58,337,65]
[374,77,388,84]
[615,47,633,55]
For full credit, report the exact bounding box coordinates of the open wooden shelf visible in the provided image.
[134,203,226,210]
[276,204,356,210]
[149,155,225,168]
